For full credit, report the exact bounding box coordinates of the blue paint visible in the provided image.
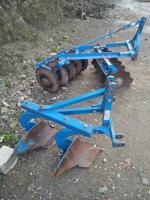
[35,17,146,76]
[15,17,146,154]
[15,76,124,153]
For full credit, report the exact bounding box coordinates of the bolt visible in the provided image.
[39,104,43,109]
[64,117,68,121]
[107,99,112,103]
[84,124,88,128]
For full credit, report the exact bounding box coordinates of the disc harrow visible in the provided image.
[35,17,146,93]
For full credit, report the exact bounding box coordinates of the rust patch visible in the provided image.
[53,137,103,176]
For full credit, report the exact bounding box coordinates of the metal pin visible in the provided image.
[64,117,68,121]
[84,124,88,128]
[39,105,43,109]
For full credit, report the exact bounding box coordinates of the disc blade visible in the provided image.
[36,68,60,93]
[64,62,76,81]
[53,137,102,176]
[110,58,133,93]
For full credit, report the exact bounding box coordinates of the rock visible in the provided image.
[26,90,31,96]
[2,101,9,107]
[29,172,33,176]
[125,158,131,166]
[17,102,22,107]
[50,97,57,101]
[76,178,79,182]
[103,158,107,163]
[117,173,121,178]
[63,35,68,39]
[81,12,87,20]
[141,176,149,186]
[0,136,4,143]
[1,107,9,114]
[0,146,18,174]
[20,74,27,79]
[61,86,68,90]
[20,85,25,91]
[99,186,107,193]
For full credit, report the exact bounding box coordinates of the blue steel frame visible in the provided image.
[35,17,146,75]
[15,76,124,154]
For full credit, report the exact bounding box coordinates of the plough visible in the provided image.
[35,17,146,93]
[13,17,146,176]
[16,76,124,176]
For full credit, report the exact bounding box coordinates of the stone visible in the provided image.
[1,107,8,114]
[99,186,108,193]
[0,136,4,143]
[141,176,149,186]
[2,102,9,107]
[117,173,121,178]
[17,102,22,107]
[0,146,18,174]
[103,158,107,163]
[20,74,27,79]
[61,86,68,90]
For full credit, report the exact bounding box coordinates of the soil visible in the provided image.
[0,0,150,199]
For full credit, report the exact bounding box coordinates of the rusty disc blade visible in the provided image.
[57,67,69,86]
[73,60,82,75]
[53,137,102,176]
[23,121,57,151]
[81,59,88,71]
[36,68,60,93]
[92,47,133,92]
[110,58,133,93]
[64,62,76,81]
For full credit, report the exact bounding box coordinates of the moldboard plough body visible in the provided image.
[14,17,146,176]
[16,76,124,176]
[35,17,146,93]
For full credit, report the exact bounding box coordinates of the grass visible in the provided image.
[25,33,35,42]
[22,64,28,71]
[15,30,38,43]
[4,79,11,88]
[3,130,19,147]
[15,53,24,62]
[35,57,44,62]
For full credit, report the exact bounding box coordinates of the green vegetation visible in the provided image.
[22,64,28,71]
[35,57,44,62]
[15,53,24,62]
[4,79,11,89]
[3,130,19,147]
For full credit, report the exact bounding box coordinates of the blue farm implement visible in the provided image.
[14,17,146,176]
[35,17,146,93]
[16,76,124,176]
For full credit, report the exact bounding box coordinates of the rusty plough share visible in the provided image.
[14,17,146,176]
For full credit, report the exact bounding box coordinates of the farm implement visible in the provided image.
[35,17,146,93]
[12,17,146,176]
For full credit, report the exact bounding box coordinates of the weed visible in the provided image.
[16,53,24,62]
[4,79,11,88]
[22,64,28,71]
[35,57,44,62]
[25,33,35,42]
[3,130,19,147]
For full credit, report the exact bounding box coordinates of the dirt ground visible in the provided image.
[0,0,150,199]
